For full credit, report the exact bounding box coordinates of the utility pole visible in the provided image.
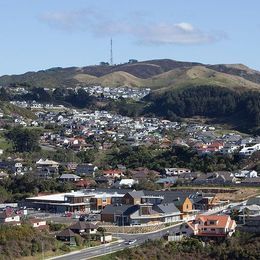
[110,38,113,66]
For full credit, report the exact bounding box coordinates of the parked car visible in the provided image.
[79,215,88,221]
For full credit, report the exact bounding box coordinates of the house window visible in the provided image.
[211,228,215,231]
[186,204,189,209]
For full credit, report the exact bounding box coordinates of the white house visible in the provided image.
[0,212,21,225]
[114,179,138,188]
[29,219,48,229]
[239,143,260,156]
[165,168,191,176]
[235,170,258,178]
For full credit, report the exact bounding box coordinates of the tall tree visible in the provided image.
[5,127,40,152]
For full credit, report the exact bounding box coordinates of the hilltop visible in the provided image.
[1,59,260,92]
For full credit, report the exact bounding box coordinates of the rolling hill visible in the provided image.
[1,59,260,92]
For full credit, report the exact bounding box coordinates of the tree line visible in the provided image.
[144,86,260,131]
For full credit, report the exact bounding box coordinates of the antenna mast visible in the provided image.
[110,38,113,66]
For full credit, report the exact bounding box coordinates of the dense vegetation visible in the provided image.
[5,126,41,153]
[0,224,59,259]
[0,173,75,203]
[145,86,260,131]
[106,145,243,173]
[107,233,260,260]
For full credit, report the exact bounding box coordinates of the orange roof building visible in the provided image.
[187,214,237,237]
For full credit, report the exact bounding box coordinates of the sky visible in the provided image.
[0,0,260,75]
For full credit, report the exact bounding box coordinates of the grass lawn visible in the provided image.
[0,136,11,150]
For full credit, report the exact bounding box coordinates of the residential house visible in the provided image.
[128,168,160,180]
[113,179,138,188]
[123,191,145,205]
[220,144,240,154]
[76,164,97,178]
[75,179,93,189]
[187,214,237,237]
[165,168,191,176]
[101,203,181,226]
[235,205,260,223]
[246,196,260,206]
[235,170,258,179]
[28,219,48,230]
[171,196,195,220]
[102,169,124,179]
[155,177,178,189]
[192,172,237,185]
[193,194,228,211]
[69,222,97,235]
[0,211,21,226]
[95,176,112,186]
[56,229,76,245]
[59,174,81,182]
[239,143,260,156]
[36,159,59,179]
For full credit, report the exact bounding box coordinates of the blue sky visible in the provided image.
[0,0,260,75]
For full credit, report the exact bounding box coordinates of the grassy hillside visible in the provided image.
[148,66,260,92]
[75,66,260,91]
[74,71,144,87]
[0,102,36,119]
[1,59,260,92]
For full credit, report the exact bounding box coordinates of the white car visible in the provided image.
[125,239,136,245]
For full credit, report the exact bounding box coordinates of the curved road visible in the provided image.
[50,223,182,260]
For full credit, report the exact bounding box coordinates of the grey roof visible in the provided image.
[153,203,180,214]
[127,191,145,198]
[144,190,202,204]
[242,178,260,184]
[59,174,81,179]
[101,204,136,215]
[155,177,178,184]
[246,196,260,206]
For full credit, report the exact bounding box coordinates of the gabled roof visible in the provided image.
[36,159,59,166]
[153,203,180,214]
[126,191,145,199]
[57,228,76,237]
[171,197,189,207]
[69,221,97,230]
[195,214,231,228]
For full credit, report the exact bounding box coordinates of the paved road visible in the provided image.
[49,202,246,260]
[49,224,182,260]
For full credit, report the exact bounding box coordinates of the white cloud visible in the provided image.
[39,9,225,45]
[135,22,221,45]
[176,22,194,32]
